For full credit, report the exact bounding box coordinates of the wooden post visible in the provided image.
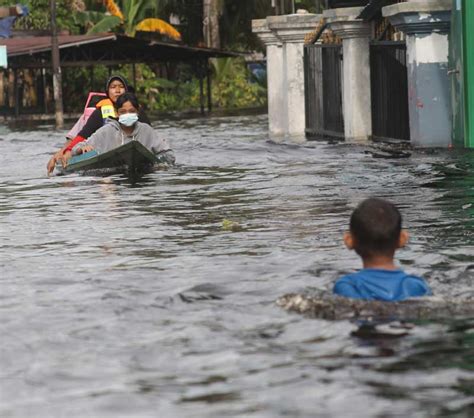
[206,58,212,112]
[0,70,3,107]
[203,0,221,49]
[42,67,48,114]
[275,2,280,15]
[132,63,136,91]
[14,69,19,117]
[89,66,94,91]
[199,61,205,115]
[50,0,64,128]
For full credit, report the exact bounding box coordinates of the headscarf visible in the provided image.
[105,75,129,98]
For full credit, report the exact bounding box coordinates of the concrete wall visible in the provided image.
[406,33,451,147]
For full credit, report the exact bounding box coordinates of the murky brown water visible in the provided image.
[0,114,473,417]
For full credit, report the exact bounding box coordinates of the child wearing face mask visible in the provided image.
[71,92,175,165]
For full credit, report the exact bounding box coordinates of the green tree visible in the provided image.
[0,0,82,32]
[220,0,273,50]
[73,0,180,39]
[157,0,274,50]
[160,0,204,46]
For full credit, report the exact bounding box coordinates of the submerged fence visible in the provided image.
[304,41,410,142]
[0,69,48,116]
[370,41,410,141]
[0,68,90,117]
[304,44,344,139]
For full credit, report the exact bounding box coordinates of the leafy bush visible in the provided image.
[208,58,266,109]
[26,59,266,113]
[113,59,266,112]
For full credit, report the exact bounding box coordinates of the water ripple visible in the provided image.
[0,114,473,417]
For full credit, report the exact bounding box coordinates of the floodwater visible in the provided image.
[0,114,473,417]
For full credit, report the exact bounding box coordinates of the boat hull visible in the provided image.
[59,141,159,176]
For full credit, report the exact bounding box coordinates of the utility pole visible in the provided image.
[50,0,64,128]
[203,0,220,49]
[271,0,279,15]
[463,0,474,148]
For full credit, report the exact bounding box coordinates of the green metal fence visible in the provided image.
[451,0,474,148]
[463,0,474,148]
[450,0,464,147]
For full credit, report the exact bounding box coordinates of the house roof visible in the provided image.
[0,34,116,57]
[0,33,243,68]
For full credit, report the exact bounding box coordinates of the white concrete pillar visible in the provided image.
[267,12,321,137]
[284,41,306,135]
[383,0,452,147]
[252,19,285,136]
[324,7,372,143]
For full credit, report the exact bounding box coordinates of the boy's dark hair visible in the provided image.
[350,198,402,258]
[115,92,140,110]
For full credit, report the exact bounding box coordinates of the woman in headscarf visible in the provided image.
[46,75,150,174]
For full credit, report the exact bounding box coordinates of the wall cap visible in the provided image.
[323,7,365,20]
[267,14,322,43]
[383,0,451,18]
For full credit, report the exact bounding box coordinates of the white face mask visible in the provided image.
[118,113,139,127]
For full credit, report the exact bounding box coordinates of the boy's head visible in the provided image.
[344,198,408,259]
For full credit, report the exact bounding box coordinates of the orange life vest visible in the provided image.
[96,98,116,120]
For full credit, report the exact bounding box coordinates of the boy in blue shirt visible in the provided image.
[333,198,431,301]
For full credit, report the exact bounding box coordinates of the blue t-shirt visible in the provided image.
[333,269,431,302]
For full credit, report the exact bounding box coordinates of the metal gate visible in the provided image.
[370,41,410,141]
[304,44,344,139]
[450,0,465,147]
[450,0,474,148]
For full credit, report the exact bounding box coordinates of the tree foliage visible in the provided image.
[0,0,81,32]
[81,0,181,37]
[1,0,295,111]
[91,60,266,113]
[86,15,121,34]
[133,18,181,40]
[1,0,324,48]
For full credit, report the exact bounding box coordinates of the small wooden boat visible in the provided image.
[58,140,161,176]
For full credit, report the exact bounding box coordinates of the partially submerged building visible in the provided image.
[253,0,473,149]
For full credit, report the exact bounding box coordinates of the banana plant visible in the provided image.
[79,0,181,40]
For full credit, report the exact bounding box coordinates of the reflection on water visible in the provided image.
[0,114,473,417]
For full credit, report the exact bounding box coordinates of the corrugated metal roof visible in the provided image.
[0,34,116,57]
[0,33,242,62]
